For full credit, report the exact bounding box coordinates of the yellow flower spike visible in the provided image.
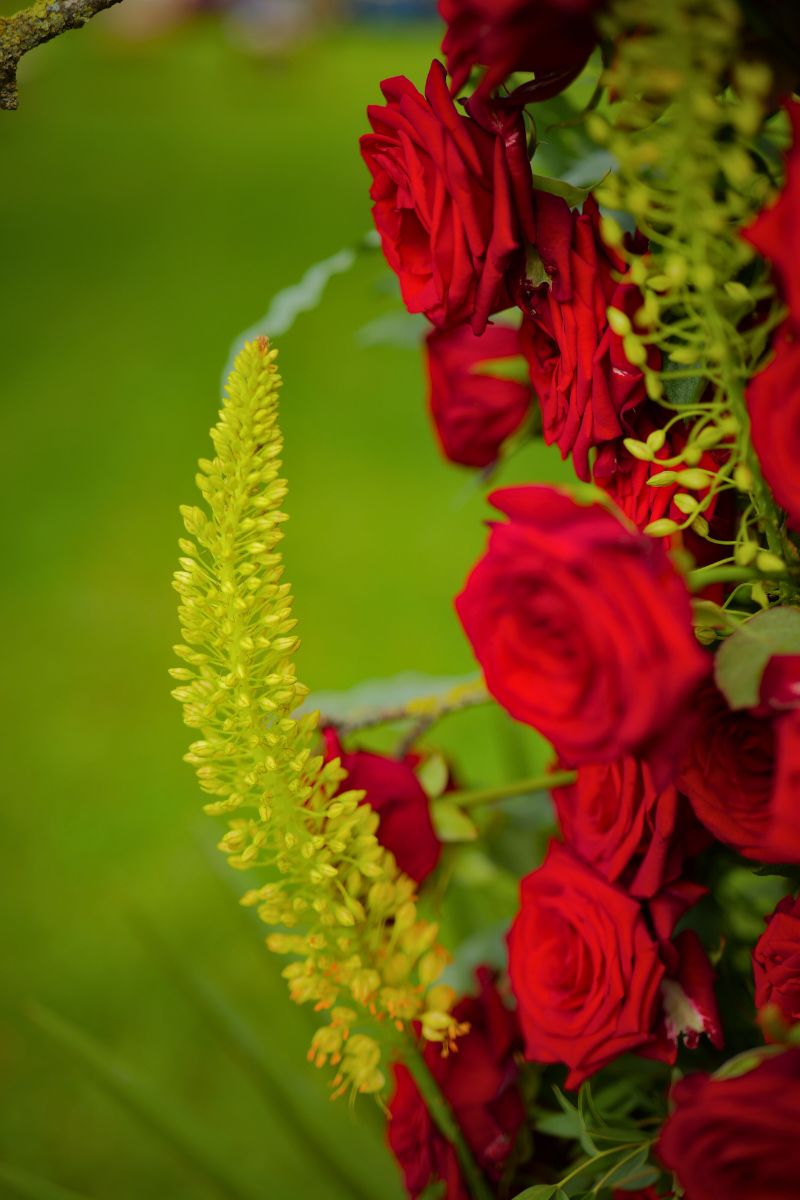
[172,338,460,1097]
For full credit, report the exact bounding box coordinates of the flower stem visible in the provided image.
[400,1037,495,1200]
[687,564,792,591]
[448,770,577,810]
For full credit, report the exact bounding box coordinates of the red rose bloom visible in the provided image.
[439,0,598,102]
[508,842,716,1087]
[455,485,709,774]
[426,322,532,467]
[678,679,783,861]
[754,893,800,1030]
[519,193,654,482]
[760,655,800,856]
[322,728,441,884]
[742,99,800,327]
[388,970,524,1200]
[657,1049,800,1200]
[746,322,800,529]
[361,60,529,334]
[553,757,694,899]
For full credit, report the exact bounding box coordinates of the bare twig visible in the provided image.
[0,0,123,110]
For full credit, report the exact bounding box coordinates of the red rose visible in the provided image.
[508,842,718,1088]
[322,728,441,884]
[439,0,598,102]
[746,322,800,529]
[754,893,800,1030]
[455,485,709,774]
[426,322,532,467]
[678,678,787,861]
[388,969,524,1200]
[361,60,529,334]
[519,193,654,482]
[760,655,800,856]
[742,99,800,327]
[657,1049,800,1200]
[552,757,695,899]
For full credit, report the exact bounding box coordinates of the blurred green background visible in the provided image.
[0,9,570,1198]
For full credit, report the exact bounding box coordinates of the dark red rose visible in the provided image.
[439,0,598,103]
[361,60,529,334]
[613,1190,663,1200]
[455,485,709,775]
[388,969,524,1200]
[746,321,800,529]
[519,193,654,482]
[743,99,800,328]
[322,728,441,884]
[508,842,718,1088]
[426,322,532,467]
[678,679,783,861]
[657,1049,800,1200]
[760,654,800,858]
[552,757,695,899]
[754,893,800,1031]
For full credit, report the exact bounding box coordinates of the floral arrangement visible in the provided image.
[172,2,800,1198]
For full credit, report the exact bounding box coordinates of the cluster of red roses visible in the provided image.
[349,4,800,1200]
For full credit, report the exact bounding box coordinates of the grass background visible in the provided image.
[0,12,570,1197]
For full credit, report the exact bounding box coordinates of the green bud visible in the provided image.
[647,469,678,488]
[675,468,713,489]
[607,307,632,337]
[724,280,751,303]
[622,334,648,366]
[600,216,624,247]
[645,372,664,401]
[623,437,654,462]
[734,540,758,566]
[681,445,703,466]
[644,518,681,537]
[695,425,722,449]
[756,551,785,574]
[673,493,698,515]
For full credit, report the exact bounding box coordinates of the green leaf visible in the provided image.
[431,799,479,842]
[0,1164,90,1200]
[714,606,800,709]
[30,1005,258,1200]
[534,1110,583,1140]
[416,753,449,800]
[511,1186,559,1200]
[470,356,531,383]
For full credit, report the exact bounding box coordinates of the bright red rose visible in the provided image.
[322,728,441,884]
[388,969,524,1200]
[657,1049,800,1200]
[455,485,709,775]
[519,193,654,482]
[439,0,598,102]
[361,60,529,334]
[552,757,696,899]
[746,321,800,529]
[754,893,800,1031]
[426,322,532,467]
[742,98,800,327]
[678,678,787,861]
[508,842,718,1088]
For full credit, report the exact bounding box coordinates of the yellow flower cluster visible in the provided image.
[171,338,463,1098]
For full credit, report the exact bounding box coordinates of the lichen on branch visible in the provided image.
[0,0,122,110]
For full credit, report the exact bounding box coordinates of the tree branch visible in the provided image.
[0,0,122,110]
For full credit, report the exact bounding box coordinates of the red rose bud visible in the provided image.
[455,485,709,776]
[553,757,702,899]
[754,893,800,1034]
[746,321,800,530]
[438,0,598,103]
[657,1049,800,1200]
[426,322,532,468]
[742,99,800,329]
[519,193,656,482]
[508,842,716,1088]
[322,728,441,885]
[387,969,525,1200]
[361,60,529,334]
[679,672,800,864]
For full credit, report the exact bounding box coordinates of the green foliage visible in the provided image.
[714,605,800,707]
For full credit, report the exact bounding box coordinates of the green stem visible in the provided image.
[325,678,491,736]
[449,770,577,810]
[401,1037,494,1200]
[688,564,792,591]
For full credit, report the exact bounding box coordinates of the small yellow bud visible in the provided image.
[734,464,754,491]
[600,216,624,247]
[682,445,703,466]
[734,541,758,566]
[623,437,654,462]
[693,264,715,291]
[724,280,751,304]
[622,334,647,367]
[647,470,678,488]
[645,372,664,401]
[691,515,710,537]
[695,425,722,449]
[673,493,698,515]
[646,428,667,453]
[675,468,713,489]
